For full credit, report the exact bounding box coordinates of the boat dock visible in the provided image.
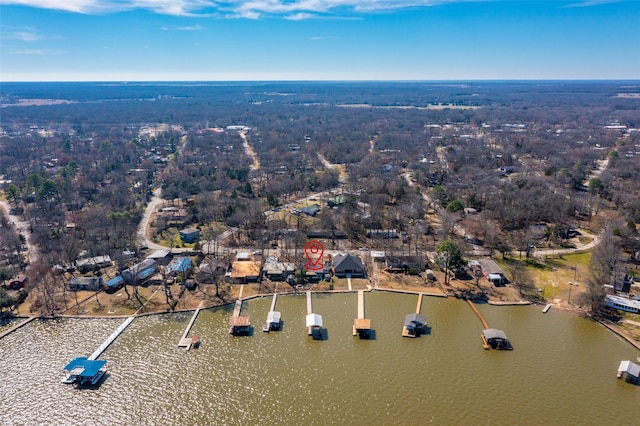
[88,316,134,360]
[0,316,37,340]
[263,293,282,332]
[305,291,323,338]
[353,290,371,338]
[467,299,513,350]
[178,302,203,350]
[229,288,251,336]
[402,293,427,337]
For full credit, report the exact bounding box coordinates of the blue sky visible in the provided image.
[1,1,639,81]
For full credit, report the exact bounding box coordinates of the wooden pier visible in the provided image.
[178,302,203,350]
[466,299,512,350]
[467,299,490,329]
[229,291,251,336]
[0,316,37,340]
[306,291,313,315]
[89,316,134,360]
[353,290,371,338]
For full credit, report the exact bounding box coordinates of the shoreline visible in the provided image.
[2,288,638,352]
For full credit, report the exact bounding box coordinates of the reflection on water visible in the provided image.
[0,292,637,425]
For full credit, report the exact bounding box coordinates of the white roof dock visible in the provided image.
[306,313,323,328]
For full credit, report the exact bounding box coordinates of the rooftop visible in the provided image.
[63,357,106,378]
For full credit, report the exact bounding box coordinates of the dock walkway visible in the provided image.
[415,293,423,314]
[88,316,134,360]
[178,302,203,350]
[306,291,313,315]
[0,316,37,340]
[270,293,278,312]
[354,290,371,338]
[467,299,490,329]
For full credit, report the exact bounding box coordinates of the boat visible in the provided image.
[542,304,551,313]
[262,323,269,332]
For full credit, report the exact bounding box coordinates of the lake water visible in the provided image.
[0,292,637,425]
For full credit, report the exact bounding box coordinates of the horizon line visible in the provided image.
[3,78,640,84]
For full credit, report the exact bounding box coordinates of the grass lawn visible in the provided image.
[495,252,592,303]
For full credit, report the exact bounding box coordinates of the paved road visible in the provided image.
[0,200,39,265]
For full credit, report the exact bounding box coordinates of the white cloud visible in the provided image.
[161,24,204,30]
[9,48,63,54]
[0,1,478,18]
[1,26,61,42]
[563,0,621,7]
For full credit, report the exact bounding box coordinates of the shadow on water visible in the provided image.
[420,326,432,336]
[311,327,328,340]
[75,373,109,390]
[358,329,376,340]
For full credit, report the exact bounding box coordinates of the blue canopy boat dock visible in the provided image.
[61,357,107,385]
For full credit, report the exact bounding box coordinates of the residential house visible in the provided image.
[122,259,158,285]
[166,257,193,277]
[7,274,27,290]
[146,249,173,266]
[333,254,366,278]
[179,228,200,243]
[68,276,103,291]
[300,203,321,216]
[384,256,425,274]
[477,258,508,286]
[262,260,296,281]
[229,261,262,284]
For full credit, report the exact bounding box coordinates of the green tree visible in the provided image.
[5,184,20,206]
[587,177,604,195]
[435,240,466,286]
[0,287,16,314]
[431,185,448,207]
[446,199,464,213]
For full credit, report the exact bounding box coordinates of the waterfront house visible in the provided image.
[384,256,425,274]
[166,257,193,277]
[68,276,103,291]
[104,275,124,292]
[477,258,508,286]
[333,254,366,278]
[262,260,296,281]
[122,259,158,285]
[229,261,262,284]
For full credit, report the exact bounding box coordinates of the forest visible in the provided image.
[1,81,639,312]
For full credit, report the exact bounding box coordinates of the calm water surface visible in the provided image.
[0,292,637,425]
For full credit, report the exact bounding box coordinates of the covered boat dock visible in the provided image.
[617,360,640,384]
[62,357,107,385]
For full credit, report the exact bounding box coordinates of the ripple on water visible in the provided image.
[1,293,638,425]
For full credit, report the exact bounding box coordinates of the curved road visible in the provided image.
[0,200,39,266]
